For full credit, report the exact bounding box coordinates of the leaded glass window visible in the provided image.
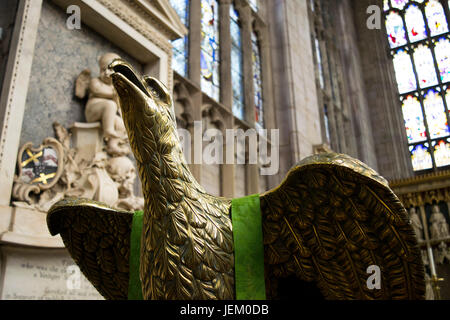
[315,37,325,89]
[170,0,189,77]
[249,0,258,12]
[252,32,263,128]
[230,5,244,120]
[385,0,450,171]
[201,0,220,101]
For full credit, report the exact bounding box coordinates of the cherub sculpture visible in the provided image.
[106,156,144,211]
[75,52,129,156]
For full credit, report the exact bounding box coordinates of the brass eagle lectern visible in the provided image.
[47,59,425,300]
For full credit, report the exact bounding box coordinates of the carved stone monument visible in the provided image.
[1,246,102,300]
[11,53,144,212]
[2,53,144,300]
[429,205,450,264]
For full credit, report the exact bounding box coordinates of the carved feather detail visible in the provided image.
[47,60,424,301]
[47,198,133,300]
[261,153,425,299]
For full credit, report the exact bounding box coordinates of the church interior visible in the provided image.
[0,0,449,300]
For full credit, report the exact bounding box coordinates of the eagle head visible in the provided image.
[108,59,179,162]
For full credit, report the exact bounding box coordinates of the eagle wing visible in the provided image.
[260,152,425,299]
[47,198,133,300]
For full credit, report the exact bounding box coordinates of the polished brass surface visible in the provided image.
[47,198,133,300]
[47,59,425,300]
[261,153,425,299]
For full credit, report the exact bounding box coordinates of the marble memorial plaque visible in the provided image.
[0,245,103,300]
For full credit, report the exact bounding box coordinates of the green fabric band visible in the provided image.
[128,210,144,300]
[231,194,266,300]
[128,195,266,300]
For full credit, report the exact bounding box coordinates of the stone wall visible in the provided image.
[0,0,19,92]
[332,0,378,169]
[0,245,102,300]
[267,0,323,184]
[20,0,142,148]
[350,0,413,180]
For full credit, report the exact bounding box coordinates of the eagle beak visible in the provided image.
[109,59,151,113]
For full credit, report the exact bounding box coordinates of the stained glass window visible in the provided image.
[447,87,450,110]
[410,143,433,170]
[201,0,220,101]
[402,95,427,143]
[413,44,438,88]
[426,0,449,36]
[385,0,450,171]
[405,4,428,42]
[315,38,325,89]
[386,12,408,48]
[435,37,450,83]
[433,139,450,166]
[249,0,258,12]
[230,5,244,120]
[324,104,331,143]
[392,49,417,93]
[384,0,390,11]
[391,0,409,10]
[170,0,189,77]
[423,89,449,138]
[252,31,263,128]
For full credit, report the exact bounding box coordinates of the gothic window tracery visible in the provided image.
[201,0,220,101]
[230,5,244,120]
[170,0,189,77]
[252,31,263,129]
[385,0,450,171]
[249,0,258,12]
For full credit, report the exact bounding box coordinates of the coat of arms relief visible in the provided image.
[12,53,144,213]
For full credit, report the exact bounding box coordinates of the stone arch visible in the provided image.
[173,80,194,129]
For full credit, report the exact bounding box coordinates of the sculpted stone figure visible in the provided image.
[11,54,142,212]
[409,207,424,241]
[84,52,121,138]
[76,53,130,156]
[428,205,450,264]
[430,205,450,240]
[106,156,144,211]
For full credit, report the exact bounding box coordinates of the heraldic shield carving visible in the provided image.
[13,138,64,204]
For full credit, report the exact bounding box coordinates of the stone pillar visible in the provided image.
[0,0,43,206]
[267,0,322,185]
[186,0,203,183]
[219,0,232,109]
[351,0,413,179]
[254,23,277,189]
[236,3,260,195]
[447,202,450,219]
[190,92,203,184]
[254,21,275,131]
[188,0,202,87]
[0,0,19,91]
[318,28,339,152]
[420,205,431,243]
[325,0,378,169]
[221,114,234,198]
